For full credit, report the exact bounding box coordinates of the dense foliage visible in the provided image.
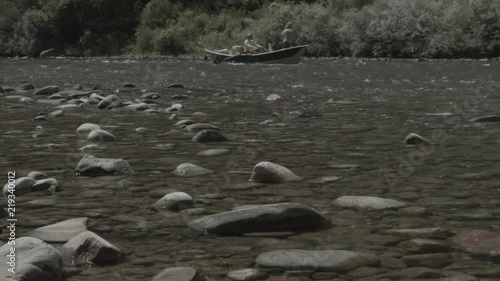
[1,0,499,58]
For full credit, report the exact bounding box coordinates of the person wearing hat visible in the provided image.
[243,33,263,53]
[281,22,293,49]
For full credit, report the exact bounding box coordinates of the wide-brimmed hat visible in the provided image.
[247,33,253,39]
[285,22,292,28]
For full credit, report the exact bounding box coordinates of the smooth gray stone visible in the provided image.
[2,177,36,196]
[249,161,302,183]
[470,115,500,122]
[97,94,124,108]
[0,237,63,281]
[76,123,101,134]
[87,129,116,142]
[184,123,219,132]
[172,163,212,177]
[24,217,88,242]
[188,203,325,234]
[404,133,431,145]
[75,154,134,176]
[33,85,59,95]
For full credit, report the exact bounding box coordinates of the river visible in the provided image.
[1,57,500,280]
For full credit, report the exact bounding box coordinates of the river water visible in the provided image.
[1,57,500,280]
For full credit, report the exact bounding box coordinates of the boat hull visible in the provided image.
[205,45,308,64]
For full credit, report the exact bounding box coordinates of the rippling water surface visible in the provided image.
[1,57,500,280]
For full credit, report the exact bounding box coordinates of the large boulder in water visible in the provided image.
[249,161,302,183]
[188,202,326,234]
[60,231,122,266]
[0,237,63,281]
[33,85,59,96]
[2,177,36,196]
[24,217,88,243]
[76,123,101,134]
[75,154,134,176]
[404,133,431,145]
[97,94,124,109]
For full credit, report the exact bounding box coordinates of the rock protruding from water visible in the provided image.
[249,161,302,183]
[87,129,116,142]
[27,171,48,180]
[404,133,431,145]
[255,249,379,271]
[188,203,325,234]
[172,163,212,177]
[25,217,88,242]
[335,196,408,210]
[227,268,264,281]
[76,123,101,134]
[0,237,63,281]
[153,192,194,211]
[192,129,228,143]
[151,266,197,281]
[184,123,219,132]
[470,115,500,122]
[2,177,36,196]
[60,231,122,266]
[33,85,59,96]
[32,178,60,192]
[97,94,124,109]
[167,83,185,89]
[75,154,134,176]
[39,48,56,58]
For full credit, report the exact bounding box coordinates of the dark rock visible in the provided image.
[401,253,452,268]
[192,129,227,143]
[19,83,36,90]
[140,92,159,99]
[33,85,59,95]
[188,202,326,234]
[167,83,185,89]
[32,178,60,192]
[60,231,122,266]
[171,94,191,100]
[470,115,500,122]
[75,154,134,176]
[404,133,431,145]
[27,171,48,180]
[123,83,136,88]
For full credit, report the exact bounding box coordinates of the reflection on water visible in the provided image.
[1,57,500,280]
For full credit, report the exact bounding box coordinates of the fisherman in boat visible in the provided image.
[243,33,263,53]
[281,22,293,49]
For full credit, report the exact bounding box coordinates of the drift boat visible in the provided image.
[204,45,308,64]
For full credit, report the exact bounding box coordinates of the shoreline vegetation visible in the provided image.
[1,0,499,59]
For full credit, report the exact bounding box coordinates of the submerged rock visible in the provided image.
[249,161,302,183]
[335,196,408,210]
[192,129,227,143]
[188,202,325,234]
[0,237,63,281]
[32,178,60,192]
[60,231,122,266]
[255,249,379,272]
[75,154,134,176]
[151,266,196,281]
[452,229,500,257]
[196,148,231,157]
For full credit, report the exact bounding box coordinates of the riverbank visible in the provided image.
[1,0,499,59]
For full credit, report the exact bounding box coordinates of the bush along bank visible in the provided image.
[1,0,499,59]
